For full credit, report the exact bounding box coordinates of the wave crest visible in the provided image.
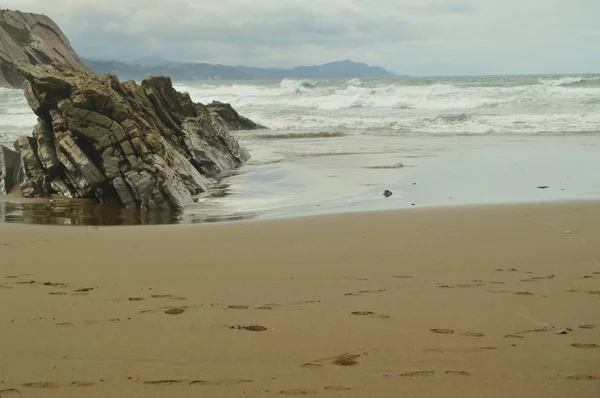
[251,131,346,140]
[539,76,600,87]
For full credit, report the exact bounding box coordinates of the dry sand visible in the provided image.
[0,201,599,397]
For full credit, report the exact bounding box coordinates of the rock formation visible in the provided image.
[0,145,21,195]
[207,101,264,131]
[0,9,87,88]
[7,62,259,210]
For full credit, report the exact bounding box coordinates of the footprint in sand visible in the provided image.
[144,379,189,385]
[430,328,454,335]
[504,334,525,339]
[345,289,387,297]
[324,386,352,391]
[399,371,434,377]
[48,292,67,296]
[74,288,95,293]
[515,291,534,296]
[566,375,600,380]
[268,300,320,307]
[516,328,549,334]
[587,291,600,296]
[128,297,145,301]
[446,371,471,376]
[5,274,30,279]
[143,379,233,386]
[578,324,596,330]
[209,379,254,386]
[23,382,60,388]
[228,325,268,332]
[351,311,390,319]
[152,294,187,301]
[42,282,68,287]
[394,276,413,279]
[301,363,324,369]
[571,343,600,349]
[70,381,95,387]
[279,388,318,395]
[456,347,497,353]
[425,347,496,354]
[521,275,555,282]
[460,332,485,337]
[164,307,186,315]
[227,305,250,310]
[332,354,360,366]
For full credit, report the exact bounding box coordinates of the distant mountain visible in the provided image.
[82,58,398,81]
[82,58,250,81]
[130,56,182,66]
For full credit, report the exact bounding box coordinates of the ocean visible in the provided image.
[1,75,599,224]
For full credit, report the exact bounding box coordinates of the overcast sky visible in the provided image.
[4,0,599,75]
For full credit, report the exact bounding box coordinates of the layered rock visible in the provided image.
[0,9,87,88]
[11,62,258,210]
[207,101,264,131]
[0,145,21,194]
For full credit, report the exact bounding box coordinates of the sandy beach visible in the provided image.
[0,201,598,397]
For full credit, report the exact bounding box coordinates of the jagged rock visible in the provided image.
[9,63,259,210]
[0,9,88,88]
[207,101,265,131]
[0,145,22,194]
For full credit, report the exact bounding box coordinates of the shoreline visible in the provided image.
[1,195,600,227]
[0,200,598,397]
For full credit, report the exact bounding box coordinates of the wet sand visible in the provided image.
[0,201,599,397]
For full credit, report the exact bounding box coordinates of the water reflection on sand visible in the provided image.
[0,200,256,226]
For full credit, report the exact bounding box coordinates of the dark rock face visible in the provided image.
[206,101,264,131]
[0,10,88,88]
[0,145,22,195]
[9,63,259,210]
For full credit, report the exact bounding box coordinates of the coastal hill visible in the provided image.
[0,9,88,88]
[83,58,399,81]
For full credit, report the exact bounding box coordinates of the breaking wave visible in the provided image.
[179,74,600,135]
[538,76,600,87]
[2,74,599,147]
[250,131,346,140]
[178,74,600,114]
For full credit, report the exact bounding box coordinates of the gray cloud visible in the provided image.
[3,0,599,75]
